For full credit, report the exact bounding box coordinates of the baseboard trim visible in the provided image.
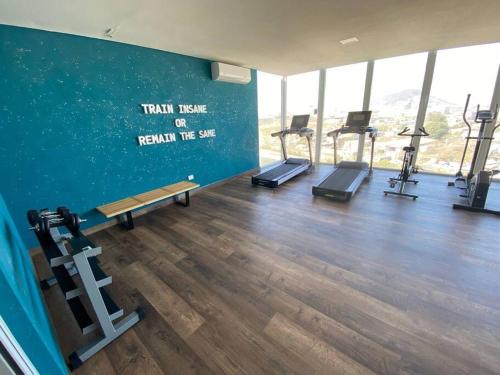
[29,167,258,255]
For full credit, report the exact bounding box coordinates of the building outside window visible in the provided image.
[417,43,500,176]
[367,53,428,169]
[286,71,319,159]
[321,62,367,164]
[257,71,282,166]
[258,45,500,174]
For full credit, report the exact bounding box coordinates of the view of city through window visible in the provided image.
[286,71,319,159]
[321,62,366,163]
[257,43,500,174]
[257,71,282,166]
[367,52,428,169]
[417,44,500,175]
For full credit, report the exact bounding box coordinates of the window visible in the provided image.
[257,71,282,166]
[417,43,500,175]
[367,53,428,169]
[321,63,367,163]
[286,71,319,159]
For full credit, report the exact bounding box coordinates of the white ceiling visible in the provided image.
[1,0,500,75]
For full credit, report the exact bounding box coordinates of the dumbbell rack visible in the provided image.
[28,208,143,370]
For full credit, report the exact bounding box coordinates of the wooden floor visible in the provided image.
[33,166,500,375]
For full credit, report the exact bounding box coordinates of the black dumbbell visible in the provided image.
[29,216,51,234]
[57,206,70,218]
[39,216,52,234]
[66,213,86,232]
[27,210,40,225]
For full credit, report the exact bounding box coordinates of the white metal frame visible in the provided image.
[410,51,437,168]
[475,64,500,174]
[356,60,375,161]
[279,76,287,161]
[0,316,38,375]
[314,69,327,165]
[280,76,287,132]
[269,51,499,173]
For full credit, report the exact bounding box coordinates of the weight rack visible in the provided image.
[28,208,143,370]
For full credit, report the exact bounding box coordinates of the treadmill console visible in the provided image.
[290,114,310,130]
[344,111,372,133]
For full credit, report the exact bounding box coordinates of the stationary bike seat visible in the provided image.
[403,146,415,152]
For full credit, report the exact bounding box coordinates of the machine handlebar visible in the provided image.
[270,130,282,137]
[326,129,341,138]
[419,127,430,136]
[397,127,429,137]
[397,127,411,136]
[326,126,377,138]
[272,128,314,138]
[463,93,499,126]
[463,94,472,130]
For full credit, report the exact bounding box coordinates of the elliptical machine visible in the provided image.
[449,94,499,215]
[384,126,430,200]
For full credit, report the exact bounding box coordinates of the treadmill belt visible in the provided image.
[319,168,364,191]
[256,163,303,181]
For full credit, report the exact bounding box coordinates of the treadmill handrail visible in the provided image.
[298,128,314,137]
[272,128,314,137]
[326,126,377,138]
[326,126,378,167]
[270,127,314,163]
[326,128,341,138]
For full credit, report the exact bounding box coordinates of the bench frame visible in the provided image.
[97,181,199,231]
[118,190,190,230]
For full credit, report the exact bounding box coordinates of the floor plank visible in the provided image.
[264,312,375,375]
[122,262,205,340]
[33,167,500,374]
[105,330,164,375]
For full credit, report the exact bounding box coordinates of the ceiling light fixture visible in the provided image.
[339,37,359,45]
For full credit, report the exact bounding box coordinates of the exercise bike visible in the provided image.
[384,126,429,200]
[449,94,499,215]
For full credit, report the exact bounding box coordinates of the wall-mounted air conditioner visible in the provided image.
[211,62,251,84]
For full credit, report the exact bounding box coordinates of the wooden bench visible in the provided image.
[96,181,199,229]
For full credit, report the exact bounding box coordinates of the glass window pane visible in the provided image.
[286,71,319,159]
[366,53,428,169]
[417,43,500,175]
[321,62,367,163]
[257,71,282,166]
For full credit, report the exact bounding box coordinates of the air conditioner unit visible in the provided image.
[211,62,251,84]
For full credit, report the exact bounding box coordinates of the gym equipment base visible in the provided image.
[69,308,144,369]
[312,162,370,201]
[384,177,419,200]
[452,203,500,216]
[384,190,418,200]
[29,209,144,370]
[252,159,312,188]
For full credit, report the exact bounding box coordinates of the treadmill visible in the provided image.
[252,114,314,188]
[312,111,377,201]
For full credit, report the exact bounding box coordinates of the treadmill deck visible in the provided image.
[252,159,310,188]
[312,162,369,201]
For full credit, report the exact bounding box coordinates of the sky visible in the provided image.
[257,42,500,118]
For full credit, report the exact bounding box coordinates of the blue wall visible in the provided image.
[0,25,258,248]
[0,193,67,374]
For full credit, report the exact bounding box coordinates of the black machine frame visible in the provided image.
[384,127,430,200]
[252,114,314,188]
[449,94,499,215]
[312,111,378,201]
[27,207,143,369]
